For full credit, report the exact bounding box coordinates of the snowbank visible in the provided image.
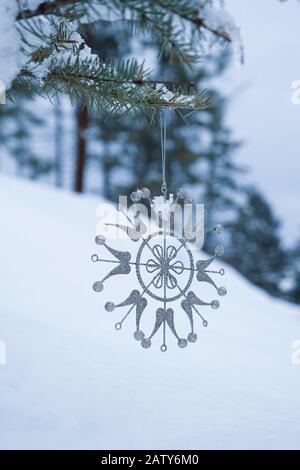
[0,175,299,449]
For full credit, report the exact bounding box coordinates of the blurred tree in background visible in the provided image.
[0,86,53,179]
[284,241,300,304]
[226,187,288,298]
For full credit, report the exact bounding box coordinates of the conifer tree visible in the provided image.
[225,187,288,298]
[0,84,53,178]
[284,241,300,304]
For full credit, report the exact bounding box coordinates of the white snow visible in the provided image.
[0,1,105,88]
[202,3,238,38]
[0,1,24,88]
[191,0,243,61]
[0,175,299,450]
[33,26,100,83]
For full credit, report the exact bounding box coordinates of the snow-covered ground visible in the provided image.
[0,175,300,450]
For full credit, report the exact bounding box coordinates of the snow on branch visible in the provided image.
[0,1,242,118]
[19,23,210,120]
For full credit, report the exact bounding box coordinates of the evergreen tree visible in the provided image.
[283,241,300,304]
[0,85,53,179]
[225,187,287,297]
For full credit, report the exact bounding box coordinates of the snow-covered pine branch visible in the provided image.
[0,1,242,119]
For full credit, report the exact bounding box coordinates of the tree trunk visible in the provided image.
[74,104,88,193]
[54,102,63,187]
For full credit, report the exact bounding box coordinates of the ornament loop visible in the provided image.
[160,109,168,200]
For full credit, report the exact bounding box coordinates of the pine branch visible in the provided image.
[16,1,200,64]
[19,58,210,120]
[21,67,197,89]
[16,1,232,44]
[14,1,237,118]
[152,0,231,42]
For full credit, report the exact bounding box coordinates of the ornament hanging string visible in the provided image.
[160,109,167,201]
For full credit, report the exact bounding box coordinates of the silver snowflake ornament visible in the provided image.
[92,188,227,352]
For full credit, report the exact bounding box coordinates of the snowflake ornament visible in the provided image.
[92,187,227,352]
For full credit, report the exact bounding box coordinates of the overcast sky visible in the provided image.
[223,0,300,244]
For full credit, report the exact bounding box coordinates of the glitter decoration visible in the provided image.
[92,188,227,352]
